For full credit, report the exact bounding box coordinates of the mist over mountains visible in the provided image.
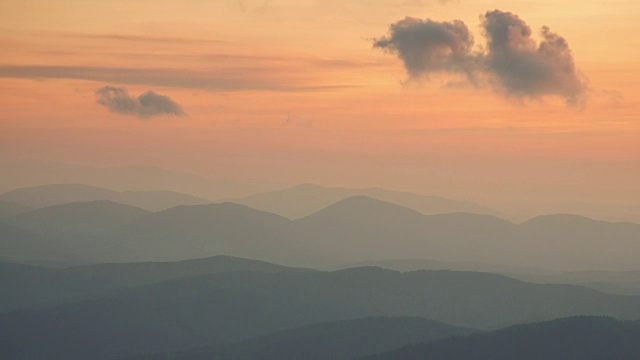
[2,258,639,359]
[2,159,639,223]
[1,178,639,359]
[160,317,474,360]
[363,316,640,360]
[2,187,638,271]
[3,0,639,357]
[226,183,500,219]
[0,160,277,201]
[0,184,210,212]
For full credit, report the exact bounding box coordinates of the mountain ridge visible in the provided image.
[2,267,639,359]
[0,183,211,212]
[4,195,640,270]
[363,316,640,360]
[227,183,500,219]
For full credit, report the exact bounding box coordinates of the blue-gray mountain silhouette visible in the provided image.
[363,316,640,360]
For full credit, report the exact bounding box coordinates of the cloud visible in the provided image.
[373,17,476,78]
[374,10,588,105]
[481,10,587,105]
[59,32,226,44]
[0,65,356,92]
[95,86,185,119]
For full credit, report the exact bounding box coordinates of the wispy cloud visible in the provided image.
[0,65,356,92]
[374,10,588,105]
[95,86,185,119]
[59,32,226,44]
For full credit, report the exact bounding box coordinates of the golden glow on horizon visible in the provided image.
[0,0,638,193]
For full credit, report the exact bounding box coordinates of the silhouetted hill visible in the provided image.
[9,200,150,236]
[363,316,640,360]
[5,201,150,262]
[0,255,311,313]
[112,203,304,263]
[516,214,640,270]
[229,183,497,219]
[118,190,210,211]
[290,196,440,262]
[301,195,426,223]
[294,202,639,270]
[509,270,640,296]
[291,198,518,267]
[71,255,312,286]
[0,184,118,208]
[336,260,640,296]
[0,183,211,212]
[1,268,638,359]
[331,258,548,275]
[154,317,475,360]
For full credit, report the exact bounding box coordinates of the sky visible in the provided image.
[1,0,639,208]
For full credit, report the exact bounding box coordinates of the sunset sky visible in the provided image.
[1,0,638,208]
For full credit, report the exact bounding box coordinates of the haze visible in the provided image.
[1,1,639,359]
[1,0,639,221]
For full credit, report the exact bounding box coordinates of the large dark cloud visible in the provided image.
[375,10,588,105]
[95,86,185,119]
[481,10,587,105]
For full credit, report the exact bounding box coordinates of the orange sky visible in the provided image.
[1,0,639,205]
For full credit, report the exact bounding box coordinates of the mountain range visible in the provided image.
[334,259,640,296]
[0,184,211,212]
[364,316,640,360]
[0,160,278,200]
[0,256,312,314]
[2,178,639,359]
[142,317,475,360]
[226,183,499,219]
[2,195,639,271]
[2,261,639,359]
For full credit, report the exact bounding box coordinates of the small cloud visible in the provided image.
[284,113,313,128]
[95,86,185,119]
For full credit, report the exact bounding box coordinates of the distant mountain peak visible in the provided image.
[521,213,604,226]
[233,183,500,220]
[307,195,424,219]
[326,195,416,209]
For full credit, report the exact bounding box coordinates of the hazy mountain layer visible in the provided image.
[148,317,475,360]
[334,260,640,295]
[0,221,70,264]
[4,201,151,262]
[0,201,33,217]
[0,183,211,212]
[4,196,640,271]
[3,160,637,223]
[228,183,499,219]
[1,267,639,359]
[0,256,312,313]
[364,316,640,360]
[8,200,150,237]
[0,160,278,200]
